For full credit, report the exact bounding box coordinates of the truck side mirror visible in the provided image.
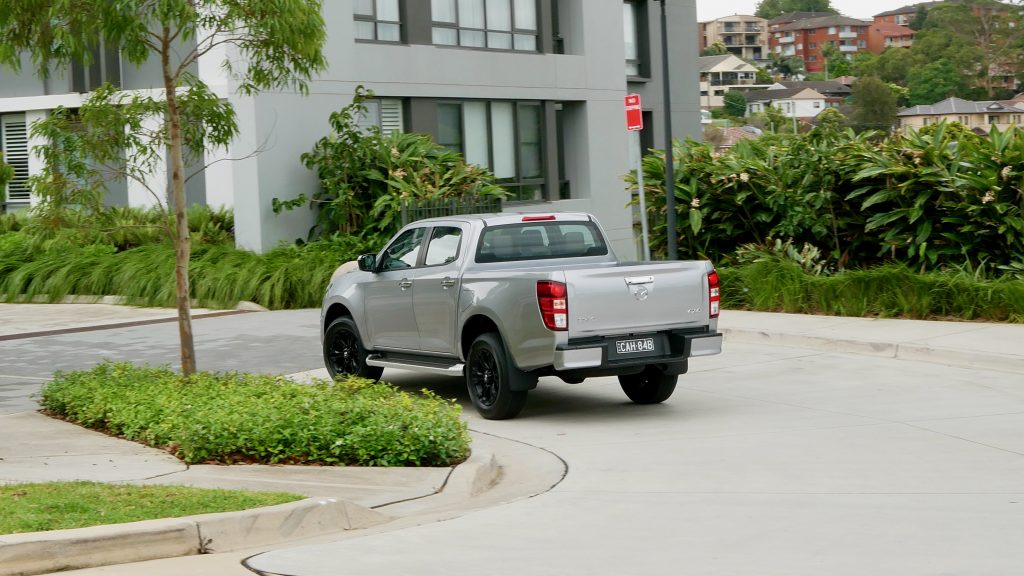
[357,254,377,272]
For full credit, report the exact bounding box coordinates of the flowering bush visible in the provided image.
[299,87,505,246]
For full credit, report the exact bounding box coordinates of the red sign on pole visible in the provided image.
[624,93,643,131]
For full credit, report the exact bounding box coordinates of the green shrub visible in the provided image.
[40,362,471,467]
[298,86,506,245]
[0,232,375,309]
[631,123,1024,271]
[720,260,1024,322]
[21,205,234,252]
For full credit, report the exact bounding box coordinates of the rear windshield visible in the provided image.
[475,221,609,263]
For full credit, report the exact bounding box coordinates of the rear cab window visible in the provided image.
[476,221,608,263]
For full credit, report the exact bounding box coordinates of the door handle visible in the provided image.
[441,278,456,289]
[399,279,413,290]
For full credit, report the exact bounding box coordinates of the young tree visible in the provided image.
[755,0,836,19]
[702,42,729,57]
[850,77,898,132]
[907,59,971,105]
[723,91,748,118]
[0,1,327,376]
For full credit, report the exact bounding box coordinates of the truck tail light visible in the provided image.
[537,281,568,331]
[708,270,720,319]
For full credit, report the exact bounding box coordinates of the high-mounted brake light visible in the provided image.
[537,281,568,331]
[708,270,720,319]
[522,215,556,222]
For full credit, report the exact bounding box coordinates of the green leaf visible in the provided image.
[689,209,703,236]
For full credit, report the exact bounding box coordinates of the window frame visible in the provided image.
[436,99,547,203]
[422,226,465,268]
[432,0,540,53]
[354,0,404,44]
[378,227,428,271]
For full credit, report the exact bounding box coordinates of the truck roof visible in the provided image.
[413,212,595,226]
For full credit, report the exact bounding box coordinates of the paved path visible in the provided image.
[249,341,1024,576]
[0,303,1021,575]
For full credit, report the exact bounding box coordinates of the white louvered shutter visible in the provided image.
[379,99,404,134]
[1,114,30,206]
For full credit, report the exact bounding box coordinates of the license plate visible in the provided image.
[615,338,655,354]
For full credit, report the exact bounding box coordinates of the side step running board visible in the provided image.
[366,355,465,377]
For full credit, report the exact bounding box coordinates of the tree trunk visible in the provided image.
[162,30,197,377]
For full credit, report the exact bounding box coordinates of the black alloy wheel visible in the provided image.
[323,317,383,381]
[466,333,528,420]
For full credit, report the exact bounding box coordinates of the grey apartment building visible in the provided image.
[0,1,699,258]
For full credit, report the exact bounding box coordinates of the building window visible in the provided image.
[354,0,402,42]
[988,115,1000,124]
[623,1,644,76]
[808,28,816,35]
[357,98,406,134]
[432,0,538,52]
[809,42,816,49]
[813,101,821,108]
[71,38,121,92]
[808,55,816,62]
[437,100,546,202]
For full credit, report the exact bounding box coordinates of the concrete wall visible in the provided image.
[237,0,698,257]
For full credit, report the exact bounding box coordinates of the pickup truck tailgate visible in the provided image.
[564,262,709,338]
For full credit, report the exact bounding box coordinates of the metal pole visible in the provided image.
[636,130,651,261]
[657,0,677,260]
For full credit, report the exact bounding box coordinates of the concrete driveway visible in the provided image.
[248,342,1024,576]
[2,306,1021,575]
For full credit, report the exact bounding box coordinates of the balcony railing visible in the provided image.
[777,35,795,43]
[838,31,858,39]
[839,45,858,52]
[708,78,759,86]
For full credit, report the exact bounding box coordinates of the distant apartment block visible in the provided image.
[699,15,770,64]
[768,14,871,74]
[866,21,916,52]
[698,55,772,109]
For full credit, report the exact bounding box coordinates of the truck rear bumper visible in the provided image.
[552,330,722,371]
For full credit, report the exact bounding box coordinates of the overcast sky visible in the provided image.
[697,0,910,21]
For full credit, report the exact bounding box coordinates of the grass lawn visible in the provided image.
[0,481,302,535]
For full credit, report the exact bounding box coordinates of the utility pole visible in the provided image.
[654,0,677,260]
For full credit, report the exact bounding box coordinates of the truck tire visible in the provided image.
[466,333,530,420]
[324,317,384,381]
[618,366,677,404]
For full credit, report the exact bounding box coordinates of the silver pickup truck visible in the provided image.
[320,212,722,419]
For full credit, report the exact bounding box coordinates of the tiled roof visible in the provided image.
[870,22,916,37]
[779,15,872,31]
[746,87,825,102]
[897,97,1024,116]
[767,11,834,25]
[778,81,852,95]
[698,54,757,73]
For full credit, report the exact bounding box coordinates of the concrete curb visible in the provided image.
[0,447,500,576]
[722,327,1024,374]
